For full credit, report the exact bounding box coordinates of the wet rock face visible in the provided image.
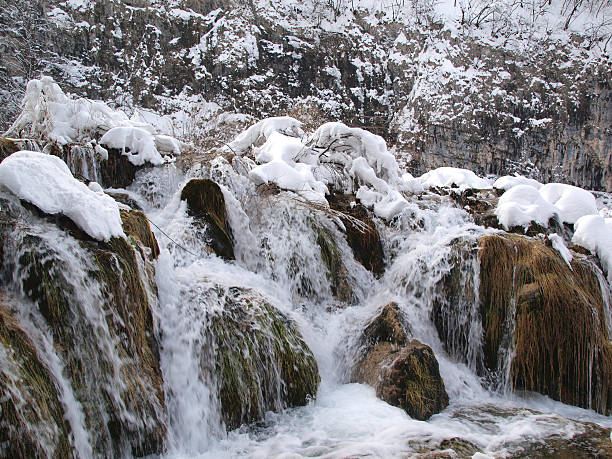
[352,303,449,420]
[0,196,167,457]
[181,178,235,260]
[326,192,385,277]
[207,287,320,430]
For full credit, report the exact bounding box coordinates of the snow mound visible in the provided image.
[418,167,492,190]
[539,183,598,224]
[495,184,560,230]
[233,118,411,219]
[100,127,164,166]
[572,215,612,281]
[4,76,180,166]
[0,151,125,241]
[493,174,542,191]
[227,116,304,153]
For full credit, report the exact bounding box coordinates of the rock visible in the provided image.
[478,234,612,414]
[352,304,449,420]
[326,191,385,276]
[0,194,167,456]
[97,147,141,189]
[107,191,143,210]
[181,178,235,260]
[207,287,319,430]
[120,209,160,259]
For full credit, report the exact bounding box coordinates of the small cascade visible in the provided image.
[59,144,103,184]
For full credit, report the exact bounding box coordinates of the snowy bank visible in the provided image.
[0,151,125,241]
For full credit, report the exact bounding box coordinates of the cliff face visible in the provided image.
[1,0,611,189]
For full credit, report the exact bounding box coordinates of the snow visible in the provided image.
[231,118,412,219]
[100,127,165,166]
[495,184,560,230]
[539,183,598,224]
[549,233,572,269]
[4,76,181,166]
[0,151,124,241]
[418,167,492,190]
[493,174,542,191]
[572,215,612,281]
[227,116,304,153]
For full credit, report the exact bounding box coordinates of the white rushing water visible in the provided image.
[121,160,612,459]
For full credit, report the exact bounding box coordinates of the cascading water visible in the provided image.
[121,155,611,457]
[2,132,612,457]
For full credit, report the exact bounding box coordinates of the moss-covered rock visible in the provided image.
[208,286,319,430]
[119,209,159,260]
[315,227,353,303]
[0,195,167,456]
[326,191,385,276]
[478,234,612,414]
[352,304,448,420]
[0,295,72,458]
[181,178,235,260]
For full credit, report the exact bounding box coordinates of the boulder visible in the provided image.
[352,303,449,420]
[326,191,385,277]
[0,137,19,162]
[478,234,612,414]
[181,178,235,260]
[207,287,320,430]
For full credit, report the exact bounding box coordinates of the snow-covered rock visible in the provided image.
[495,184,560,230]
[0,151,124,241]
[493,174,542,191]
[539,183,598,224]
[418,167,492,190]
[572,215,612,281]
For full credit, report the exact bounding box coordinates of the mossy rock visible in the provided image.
[0,137,19,162]
[326,191,385,276]
[479,234,612,414]
[181,178,235,260]
[352,305,448,420]
[208,287,319,430]
[0,295,72,458]
[120,209,160,259]
[316,227,353,303]
[1,197,166,456]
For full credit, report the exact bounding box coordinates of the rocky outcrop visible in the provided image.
[0,194,167,456]
[181,178,234,260]
[437,233,612,414]
[352,303,449,420]
[207,287,319,430]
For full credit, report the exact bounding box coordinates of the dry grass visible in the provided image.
[479,234,612,414]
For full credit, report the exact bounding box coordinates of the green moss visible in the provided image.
[315,228,353,303]
[119,209,160,260]
[210,287,319,430]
